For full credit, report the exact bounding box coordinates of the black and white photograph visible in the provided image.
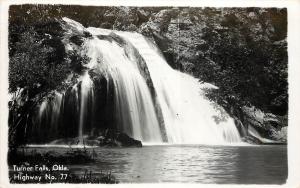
[1,1,300,186]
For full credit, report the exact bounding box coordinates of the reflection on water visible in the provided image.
[36,145,287,184]
[69,145,287,184]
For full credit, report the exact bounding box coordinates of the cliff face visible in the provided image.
[9,5,288,144]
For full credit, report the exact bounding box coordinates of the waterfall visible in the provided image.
[78,72,94,144]
[33,18,241,145]
[36,92,63,141]
[83,37,163,142]
[117,33,241,144]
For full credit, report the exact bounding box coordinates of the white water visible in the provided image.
[119,33,241,144]
[36,18,241,145]
[38,92,63,134]
[78,72,94,144]
[86,24,240,144]
[83,37,163,142]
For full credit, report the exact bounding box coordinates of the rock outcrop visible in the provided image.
[240,106,287,143]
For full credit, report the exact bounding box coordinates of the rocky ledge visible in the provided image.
[49,129,142,147]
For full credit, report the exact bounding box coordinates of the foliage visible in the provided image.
[9,16,70,149]
[194,8,288,115]
[9,27,68,94]
[143,7,288,115]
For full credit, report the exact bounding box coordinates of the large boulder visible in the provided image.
[97,129,142,147]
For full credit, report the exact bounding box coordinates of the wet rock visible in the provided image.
[270,126,287,142]
[115,132,143,147]
[242,135,263,144]
[70,35,84,46]
[100,22,113,29]
[49,130,142,148]
[241,106,287,142]
[137,9,150,23]
[98,129,142,147]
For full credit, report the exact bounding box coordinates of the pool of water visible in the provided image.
[63,144,287,184]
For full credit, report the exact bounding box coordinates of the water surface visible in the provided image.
[64,145,287,184]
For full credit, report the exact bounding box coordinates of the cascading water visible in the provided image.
[38,92,63,133]
[78,72,94,144]
[35,92,64,142]
[83,37,163,142]
[117,33,241,144]
[33,18,241,145]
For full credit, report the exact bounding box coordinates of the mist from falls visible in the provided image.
[35,18,241,145]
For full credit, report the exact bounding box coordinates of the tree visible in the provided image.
[8,22,70,149]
